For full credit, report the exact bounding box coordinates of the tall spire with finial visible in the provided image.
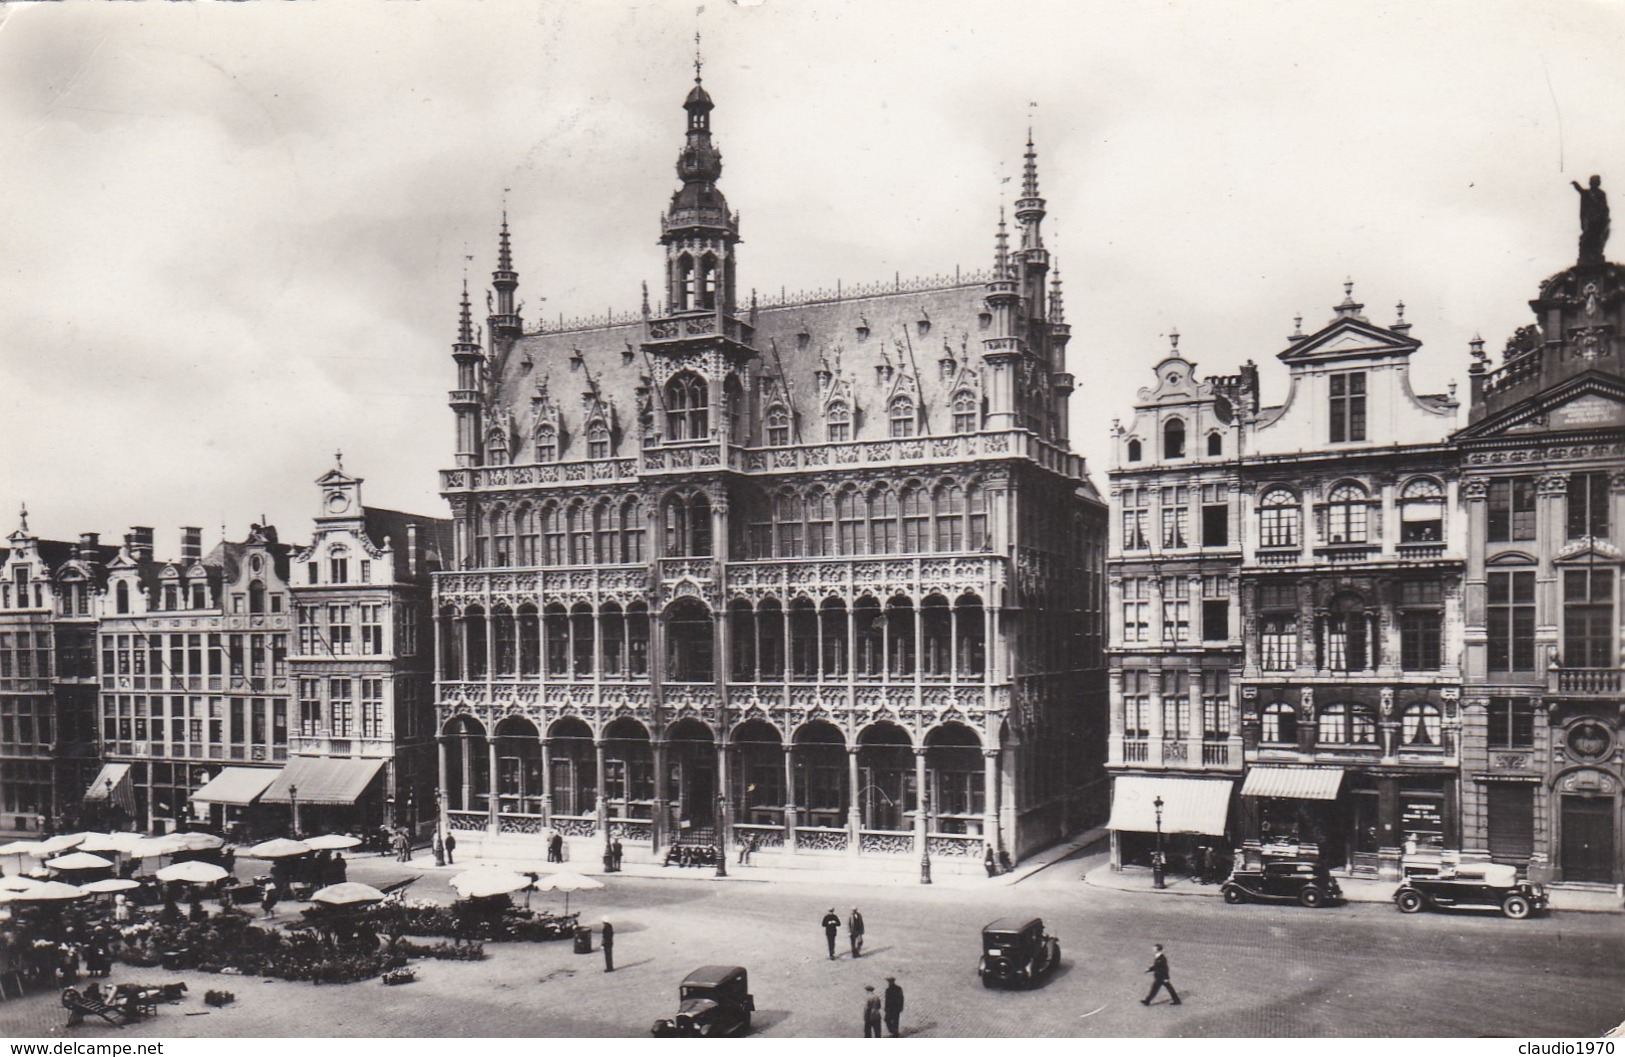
[490,195,521,336]
[1050,266,1065,324]
[449,276,486,468]
[994,207,1010,278]
[458,279,474,344]
[1013,124,1050,319]
[660,32,738,316]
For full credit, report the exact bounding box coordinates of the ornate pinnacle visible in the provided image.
[1050,267,1065,324]
[457,280,474,344]
[1022,129,1040,199]
[497,210,513,273]
[994,208,1010,278]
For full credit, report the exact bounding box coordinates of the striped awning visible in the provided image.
[190,767,277,806]
[83,763,136,817]
[261,757,385,806]
[1107,776,1234,837]
[1240,766,1345,801]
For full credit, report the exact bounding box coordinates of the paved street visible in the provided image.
[4,847,1622,1038]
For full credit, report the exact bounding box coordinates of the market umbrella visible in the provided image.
[303,834,362,851]
[46,851,115,872]
[156,861,229,884]
[79,878,141,894]
[100,832,150,855]
[126,836,184,860]
[310,882,386,907]
[245,838,312,859]
[532,870,604,914]
[0,875,44,892]
[58,832,120,853]
[166,832,225,852]
[8,880,90,902]
[448,868,532,899]
[32,834,86,856]
[0,839,43,872]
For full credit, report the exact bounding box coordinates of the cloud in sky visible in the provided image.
[2,0,1622,550]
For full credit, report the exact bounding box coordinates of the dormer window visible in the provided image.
[826,400,851,443]
[191,583,207,609]
[1329,371,1367,443]
[951,391,978,434]
[889,396,916,439]
[1163,419,1186,459]
[586,419,610,460]
[765,404,791,446]
[116,581,130,614]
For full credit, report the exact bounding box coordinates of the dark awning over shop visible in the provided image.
[1108,776,1233,836]
[190,767,277,806]
[260,757,385,806]
[83,762,138,819]
[1241,766,1344,800]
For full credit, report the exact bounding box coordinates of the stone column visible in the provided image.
[594,738,608,837]
[436,735,450,833]
[486,735,500,834]
[782,744,798,855]
[1147,668,1165,767]
[982,748,1000,855]
[716,741,733,855]
[539,738,553,826]
[460,734,473,813]
[651,739,668,850]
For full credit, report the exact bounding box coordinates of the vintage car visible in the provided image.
[1393,862,1548,919]
[651,966,755,1037]
[977,917,1060,989]
[1221,859,1344,908]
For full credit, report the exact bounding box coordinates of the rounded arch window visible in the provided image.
[1401,703,1442,747]
[1163,418,1186,459]
[1258,487,1300,548]
[1326,482,1370,544]
[1206,431,1223,456]
[1400,476,1446,543]
[1262,701,1297,744]
[1126,438,1143,463]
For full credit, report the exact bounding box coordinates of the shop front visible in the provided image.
[260,756,387,836]
[1108,775,1234,878]
[189,766,278,840]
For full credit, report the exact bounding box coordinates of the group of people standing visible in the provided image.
[816,908,903,1038]
[430,830,458,866]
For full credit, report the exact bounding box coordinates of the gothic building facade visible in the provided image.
[433,71,1108,869]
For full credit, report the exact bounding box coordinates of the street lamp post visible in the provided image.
[104,777,114,828]
[1152,795,1167,890]
[290,783,302,839]
[714,792,728,878]
[919,789,933,886]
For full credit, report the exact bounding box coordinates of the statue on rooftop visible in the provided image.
[1572,175,1610,265]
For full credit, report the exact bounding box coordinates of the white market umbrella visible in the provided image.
[60,832,120,853]
[310,882,386,907]
[9,880,90,902]
[79,878,141,894]
[46,851,115,872]
[32,834,86,857]
[127,836,184,860]
[156,861,229,884]
[100,832,150,855]
[303,834,362,851]
[0,875,45,892]
[532,870,604,914]
[0,839,43,872]
[448,868,532,899]
[245,838,312,859]
[166,832,225,852]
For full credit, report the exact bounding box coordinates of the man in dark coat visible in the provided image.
[862,985,883,1037]
[1141,943,1181,1006]
[444,832,456,864]
[548,832,563,863]
[821,908,841,960]
[611,838,623,871]
[848,907,865,958]
[883,976,904,1037]
[601,918,614,972]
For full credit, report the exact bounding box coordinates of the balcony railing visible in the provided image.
[1551,667,1624,695]
[1122,738,1148,763]
[1255,547,1301,566]
[1201,741,1230,767]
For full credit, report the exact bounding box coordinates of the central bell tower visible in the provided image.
[660,59,739,317]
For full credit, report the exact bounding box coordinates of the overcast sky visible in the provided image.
[2,1,1622,552]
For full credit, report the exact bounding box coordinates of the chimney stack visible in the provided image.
[180,527,203,565]
[129,526,154,562]
[77,532,101,563]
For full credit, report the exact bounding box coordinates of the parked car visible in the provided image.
[1393,862,1548,919]
[651,966,755,1037]
[977,917,1060,989]
[1221,859,1344,908]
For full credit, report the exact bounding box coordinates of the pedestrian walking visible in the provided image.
[611,838,624,871]
[883,976,904,1037]
[601,918,614,972]
[821,908,841,960]
[400,829,413,862]
[548,832,563,863]
[261,880,279,919]
[1141,943,1181,1006]
[862,985,883,1037]
[444,831,456,864]
[984,846,998,877]
[848,907,865,957]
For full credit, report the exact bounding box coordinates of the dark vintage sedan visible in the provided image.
[651,965,755,1037]
[978,917,1060,989]
[1394,862,1548,919]
[1221,860,1344,908]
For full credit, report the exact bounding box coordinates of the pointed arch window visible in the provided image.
[534,424,558,463]
[678,253,696,312]
[765,404,791,446]
[586,419,610,460]
[775,490,805,558]
[951,391,978,434]
[889,396,917,439]
[836,486,865,555]
[542,503,565,566]
[516,503,539,566]
[665,372,709,441]
[901,484,930,552]
[826,400,851,443]
[567,503,591,565]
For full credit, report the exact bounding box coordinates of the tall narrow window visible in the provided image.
[1399,581,1443,672]
[1162,670,1190,738]
[1487,697,1534,749]
[1325,482,1369,544]
[1161,578,1190,643]
[1487,569,1536,673]
[951,391,978,433]
[775,491,805,558]
[1259,583,1298,671]
[1564,568,1615,667]
[826,401,851,443]
[1121,486,1149,551]
[934,484,964,551]
[586,419,610,460]
[807,489,834,557]
[665,372,709,441]
[900,485,930,552]
[1120,578,1149,644]
[1329,371,1367,443]
[1201,670,1230,738]
[1159,486,1188,549]
[889,396,916,439]
[534,425,558,463]
[1122,670,1149,737]
[1488,477,1536,542]
[765,404,791,446]
[868,487,899,554]
[1201,483,1229,547]
[1258,488,1300,548]
[836,487,865,555]
[1567,472,1611,540]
